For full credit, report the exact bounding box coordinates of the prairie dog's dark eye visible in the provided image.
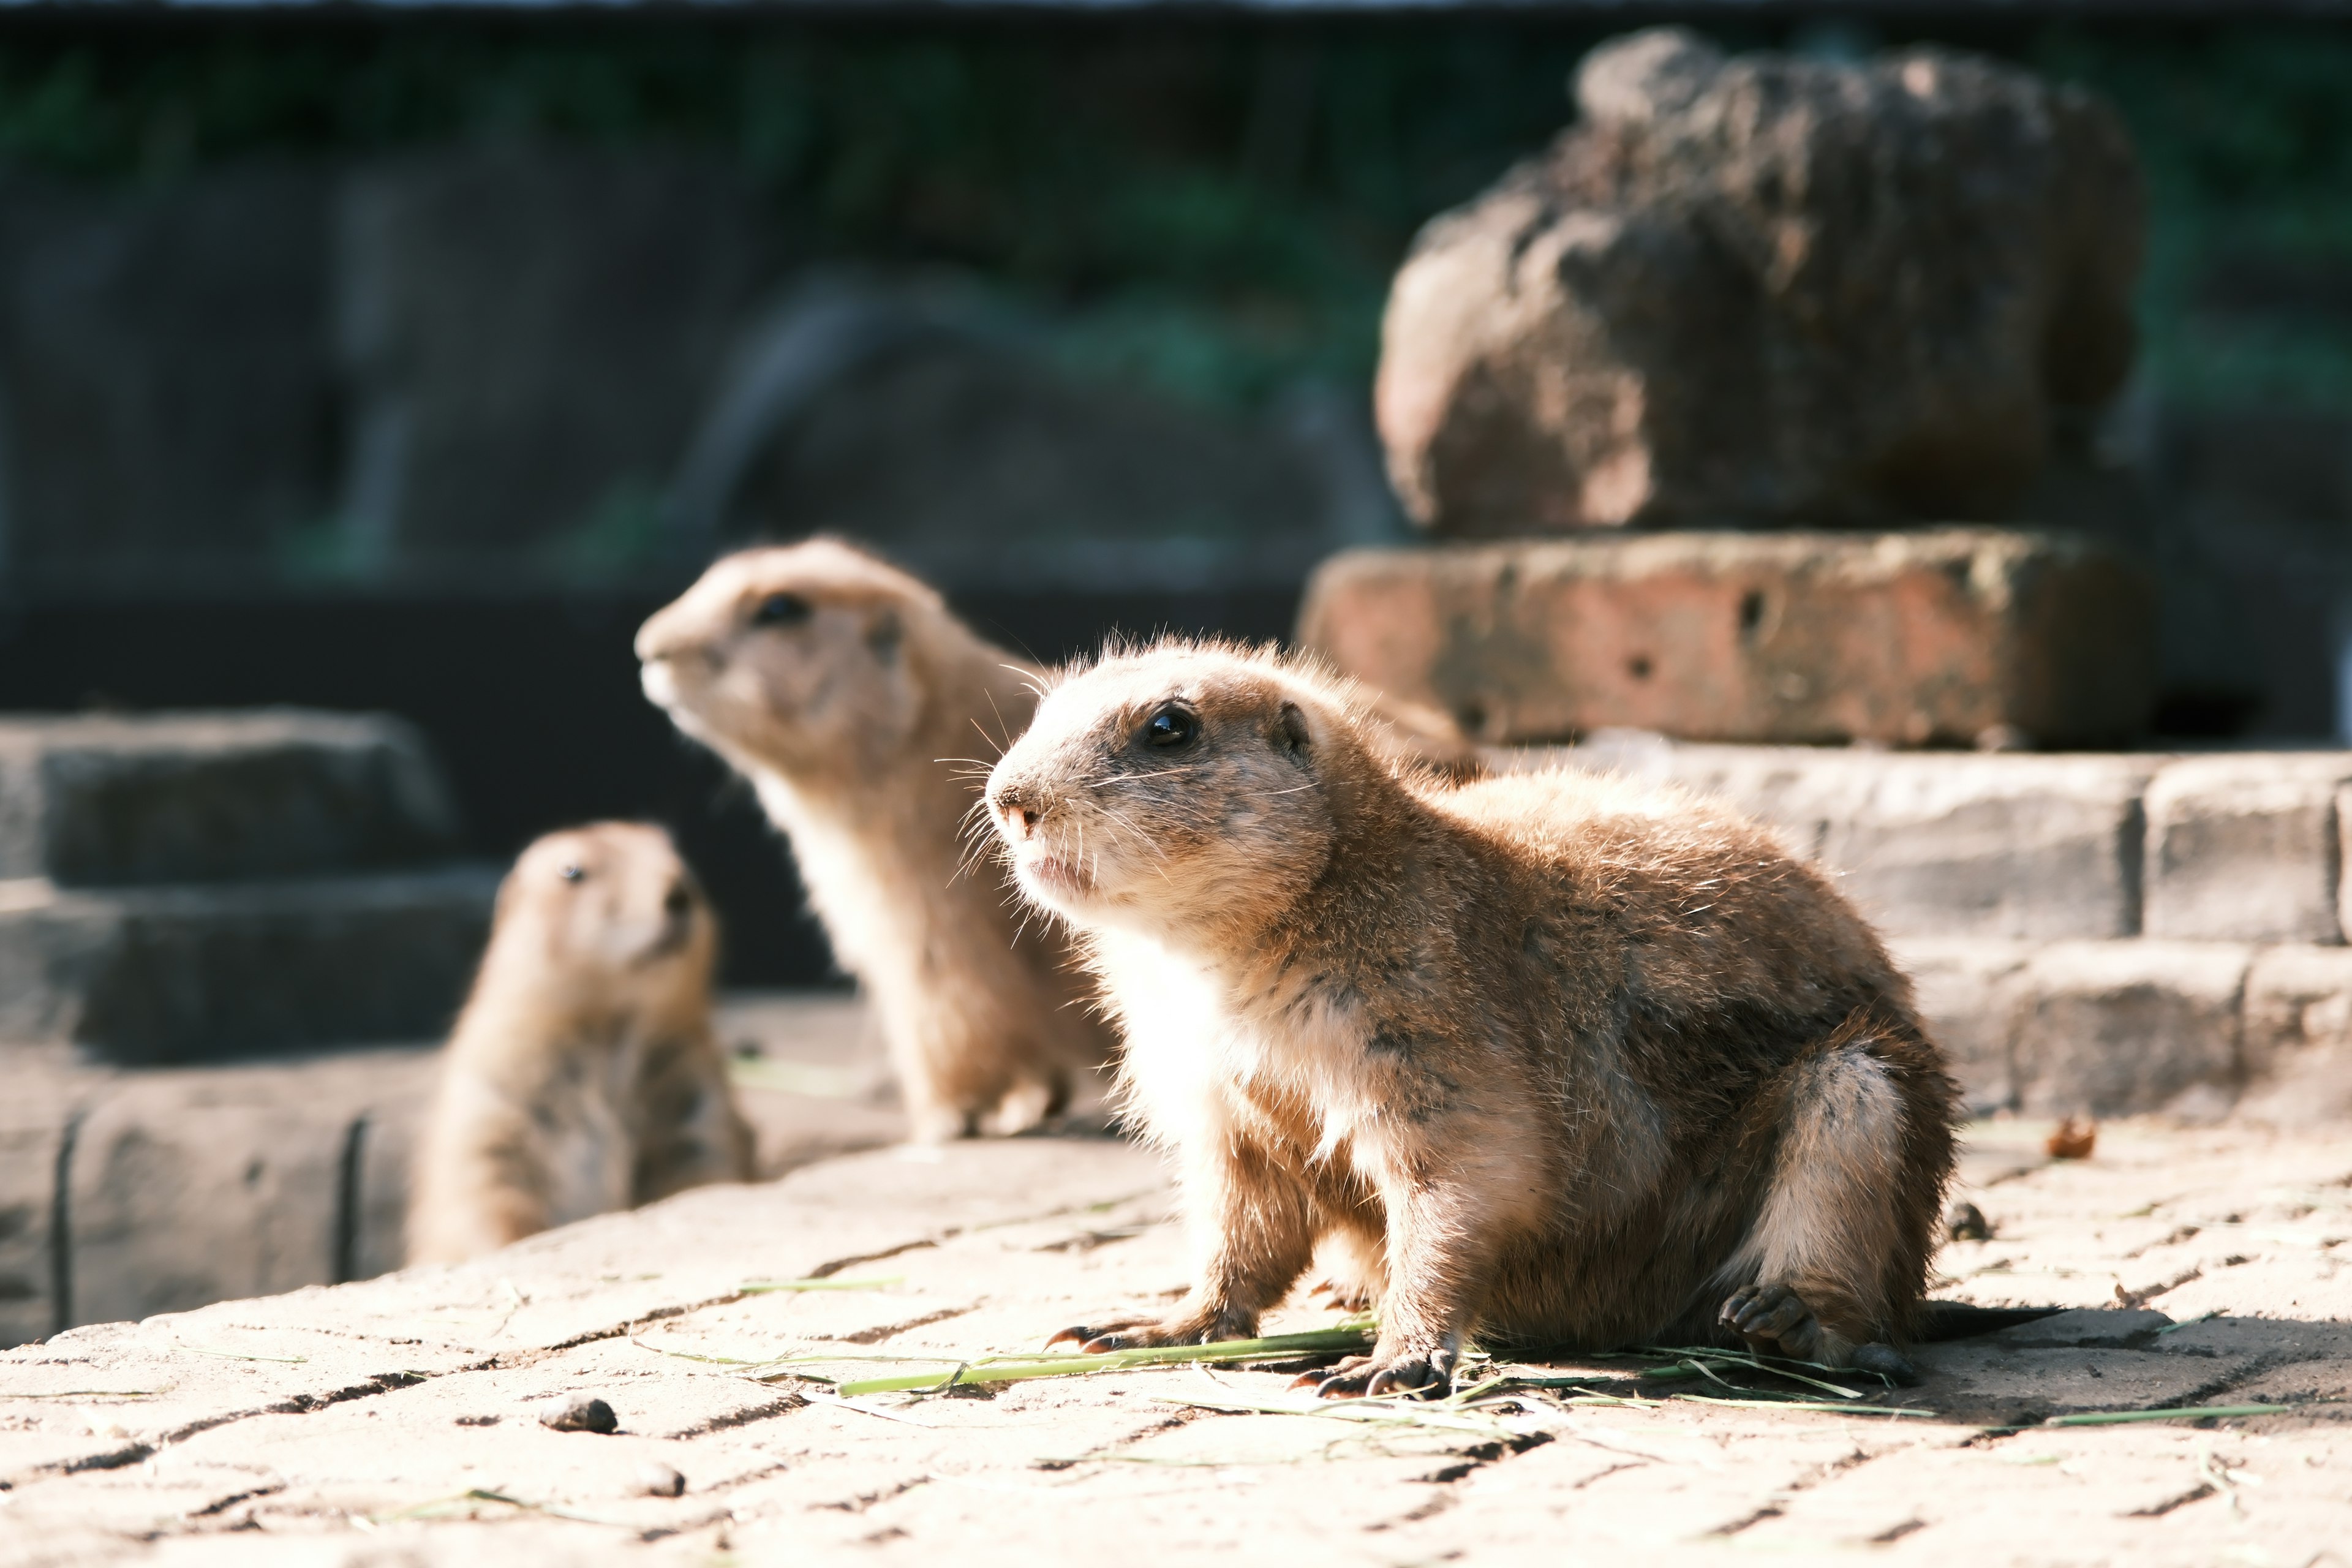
[559,863,586,883]
[752,592,813,628]
[1142,703,1200,749]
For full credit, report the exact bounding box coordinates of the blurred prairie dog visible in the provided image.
[636,540,1115,1139]
[984,641,1956,1397]
[408,823,753,1265]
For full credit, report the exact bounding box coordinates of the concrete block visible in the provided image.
[2235,945,2352,1127]
[1525,741,2157,938]
[0,1049,96,1347]
[0,710,459,886]
[1298,529,2155,748]
[63,1048,434,1329]
[1886,938,2035,1113]
[0,165,334,587]
[0,866,497,1063]
[2007,940,2250,1117]
[2142,754,2352,943]
[338,145,775,560]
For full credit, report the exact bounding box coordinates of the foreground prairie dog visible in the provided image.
[408,823,753,1264]
[636,541,1117,1139]
[984,641,1957,1396]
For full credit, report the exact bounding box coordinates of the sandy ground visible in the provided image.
[3,1117,2350,1567]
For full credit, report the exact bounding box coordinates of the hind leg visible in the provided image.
[1719,1030,1946,1383]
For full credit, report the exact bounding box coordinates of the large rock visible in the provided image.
[0,165,336,587]
[1377,28,2143,533]
[669,276,1390,591]
[336,146,780,565]
[0,710,458,886]
[1301,529,2155,748]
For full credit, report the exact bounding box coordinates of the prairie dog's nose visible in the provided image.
[992,784,1045,841]
[635,607,709,667]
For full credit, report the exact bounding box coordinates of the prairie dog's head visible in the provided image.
[636,541,943,785]
[984,644,1366,941]
[486,823,716,1006]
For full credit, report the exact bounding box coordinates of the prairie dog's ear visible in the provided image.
[866,610,904,662]
[1273,701,1313,760]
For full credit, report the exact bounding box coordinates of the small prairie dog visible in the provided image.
[984,642,1957,1396]
[408,823,753,1265]
[635,540,1116,1139]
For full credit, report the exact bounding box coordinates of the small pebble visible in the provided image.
[637,1462,687,1498]
[540,1396,619,1434]
[1946,1201,1992,1242]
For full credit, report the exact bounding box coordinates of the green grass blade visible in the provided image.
[740,1275,903,1294]
[833,1324,1373,1396]
[2043,1403,2299,1427]
[1673,1393,1932,1417]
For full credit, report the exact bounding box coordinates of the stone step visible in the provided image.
[0,709,459,887]
[0,992,899,1346]
[1300,530,2156,750]
[1898,938,2352,1123]
[0,866,500,1064]
[1505,735,2352,946]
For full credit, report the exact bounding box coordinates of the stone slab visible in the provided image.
[1519,739,2158,940]
[1887,938,2034,1114]
[6,1122,2352,1567]
[0,865,499,1062]
[2140,753,2352,944]
[0,992,907,1344]
[2236,944,2352,1127]
[1300,530,2156,749]
[2005,940,2251,1118]
[0,709,459,888]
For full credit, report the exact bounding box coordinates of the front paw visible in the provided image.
[1044,1309,1251,1355]
[1290,1346,1455,1401]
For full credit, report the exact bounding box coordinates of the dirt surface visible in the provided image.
[4,1120,2350,1567]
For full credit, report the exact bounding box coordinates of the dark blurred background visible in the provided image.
[1,2,2347,981]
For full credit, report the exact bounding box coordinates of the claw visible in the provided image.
[1046,1325,1092,1350]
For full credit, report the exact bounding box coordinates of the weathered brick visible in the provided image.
[2234,945,2352,1127]
[0,710,458,887]
[0,867,497,1063]
[1518,741,2156,938]
[2007,940,2250,1117]
[1300,529,2155,748]
[2141,755,2352,944]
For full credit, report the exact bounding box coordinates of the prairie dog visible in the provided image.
[407,823,753,1265]
[635,540,1115,1139]
[983,643,1957,1396]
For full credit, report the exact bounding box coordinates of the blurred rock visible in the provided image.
[2236,945,2352,1126]
[1301,529,2155,748]
[1377,28,2143,533]
[337,146,780,568]
[1,867,498,1063]
[671,275,1391,590]
[0,709,491,1063]
[0,165,336,587]
[0,711,457,887]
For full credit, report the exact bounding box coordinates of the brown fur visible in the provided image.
[407,823,753,1265]
[982,641,1958,1395]
[636,540,1114,1137]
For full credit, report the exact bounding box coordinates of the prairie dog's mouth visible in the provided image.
[639,659,684,710]
[1008,848,1095,902]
